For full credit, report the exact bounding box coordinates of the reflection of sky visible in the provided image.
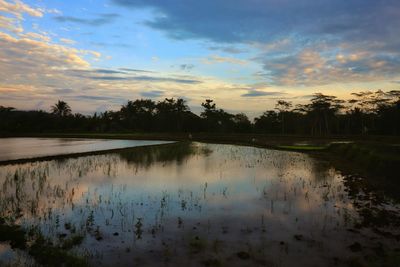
[0,138,173,161]
[0,142,398,266]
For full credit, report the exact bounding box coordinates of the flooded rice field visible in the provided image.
[0,142,399,267]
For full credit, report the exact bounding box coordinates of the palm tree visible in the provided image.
[51,100,71,117]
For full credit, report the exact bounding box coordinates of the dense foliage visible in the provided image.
[1,90,399,135]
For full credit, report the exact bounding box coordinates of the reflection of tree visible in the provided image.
[118,142,211,168]
[0,142,212,219]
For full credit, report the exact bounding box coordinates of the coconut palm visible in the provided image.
[51,100,71,117]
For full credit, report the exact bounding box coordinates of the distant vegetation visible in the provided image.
[0,90,399,135]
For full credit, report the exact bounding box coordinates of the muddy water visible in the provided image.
[0,142,399,267]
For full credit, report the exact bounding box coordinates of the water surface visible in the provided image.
[0,138,173,162]
[0,142,399,267]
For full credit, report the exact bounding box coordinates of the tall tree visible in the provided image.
[298,93,344,135]
[120,99,156,130]
[156,98,190,131]
[254,111,280,133]
[275,100,292,135]
[51,100,71,117]
[201,99,234,132]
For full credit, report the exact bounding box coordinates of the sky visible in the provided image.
[0,0,399,116]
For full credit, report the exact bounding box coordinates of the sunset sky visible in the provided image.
[1,0,399,116]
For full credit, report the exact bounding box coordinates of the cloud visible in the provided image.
[112,0,400,45]
[133,75,202,84]
[73,95,125,102]
[140,90,164,98]
[112,0,400,86]
[0,14,21,32]
[60,38,76,45]
[241,90,286,97]
[3,0,398,114]
[0,32,90,74]
[0,0,43,19]
[179,64,194,71]
[53,88,74,94]
[208,46,245,54]
[0,0,44,33]
[1,0,294,115]
[258,46,400,86]
[65,68,203,84]
[19,32,51,42]
[93,69,126,74]
[89,76,127,81]
[54,13,119,26]
[90,41,132,48]
[202,55,247,65]
[118,68,155,73]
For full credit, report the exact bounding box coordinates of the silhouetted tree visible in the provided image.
[275,100,292,135]
[1,91,399,135]
[232,113,252,133]
[201,99,234,132]
[51,100,71,117]
[155,98,190,131]
[254,111,280,133]
[297,93,344,135]
[120,99,156,130]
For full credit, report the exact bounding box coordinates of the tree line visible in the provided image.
[0,90,399,136]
